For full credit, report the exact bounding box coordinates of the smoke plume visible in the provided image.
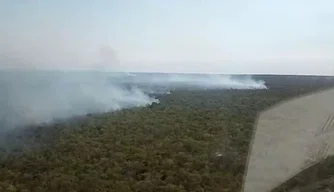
[0,45,267,130]
[0,70,266,131]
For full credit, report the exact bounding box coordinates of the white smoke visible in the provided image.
[0,45,267,129]
[0,70,266,130]
[122,73,267,89]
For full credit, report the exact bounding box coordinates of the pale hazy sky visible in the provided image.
[0,0,333,74]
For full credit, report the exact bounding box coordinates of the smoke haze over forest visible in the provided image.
[0,71,266,130]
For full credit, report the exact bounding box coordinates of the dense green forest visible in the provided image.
[0,75,334,192]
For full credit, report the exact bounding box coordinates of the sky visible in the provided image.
[0,0,333,75]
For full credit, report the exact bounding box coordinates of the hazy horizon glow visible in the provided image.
[0,0,333,75]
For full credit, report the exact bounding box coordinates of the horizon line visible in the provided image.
[0,68,333,77]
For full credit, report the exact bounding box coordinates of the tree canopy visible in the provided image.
[0,75,334,192]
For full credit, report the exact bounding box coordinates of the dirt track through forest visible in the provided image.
[242,88,334,192]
